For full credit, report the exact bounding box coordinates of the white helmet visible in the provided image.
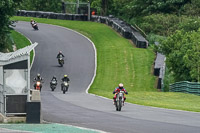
[119,83,123,88]
[37,73,40,77]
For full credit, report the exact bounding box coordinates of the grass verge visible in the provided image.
[11,16,200,112]
[10,29,33,64]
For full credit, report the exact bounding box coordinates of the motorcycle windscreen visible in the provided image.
[4,69,27,94]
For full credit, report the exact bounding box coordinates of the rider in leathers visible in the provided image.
[61,75,70,90]
[113,83,128,105]
[34,73,43,89]
[57,51,65,64]
[50,76,57,86]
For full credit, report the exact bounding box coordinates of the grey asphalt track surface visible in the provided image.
[14,21,200,133]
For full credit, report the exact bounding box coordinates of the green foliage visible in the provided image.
[146,34,166,45]
[178,18,200,32]
[110,0,134,19]
[92,0,113,15]
[159,30,200,82]
[130,14,200,37]
[0,0,22,51]
[181,0,200,16]
[131,14,182,36]
[91,0,101,14]
[163,67,175,92]
[20,0,62,13]
[109,0,191,17]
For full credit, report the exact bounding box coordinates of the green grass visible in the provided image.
[127,92,200,112]
[10,29,30,49]
[11,16,200,112]
[10,29,33,64]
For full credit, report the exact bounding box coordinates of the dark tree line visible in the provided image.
[0,0,22,51]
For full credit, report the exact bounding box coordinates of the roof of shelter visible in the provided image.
[132,31,147,42]
[0,42,38,62]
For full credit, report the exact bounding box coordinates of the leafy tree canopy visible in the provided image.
[20,0,62,13]
[158,30,200,82]
[0,0,22,51]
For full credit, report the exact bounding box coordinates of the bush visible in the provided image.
[130,14,181,36]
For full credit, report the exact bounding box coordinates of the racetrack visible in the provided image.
[14,21,200,133]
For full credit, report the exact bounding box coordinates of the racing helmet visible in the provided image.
[64,75,67,78]
[119,83,123,89]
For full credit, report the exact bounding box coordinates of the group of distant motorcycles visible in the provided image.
[33,77,68,94]
[33,54,68,94]
[31,19,67,93]
[30,19,126,111]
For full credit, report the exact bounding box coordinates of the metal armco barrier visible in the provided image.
[170,81,200,95]
[92,15,148,48]
[17,10,88,21]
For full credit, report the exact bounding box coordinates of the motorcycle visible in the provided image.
[34,80,42,91]
[61,81,69,94]
[31,22,39,30]
[57,56,64,67]
[115,91,125,111]
[50,80,57,91]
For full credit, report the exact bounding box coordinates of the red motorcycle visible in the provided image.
[34,80,43,91]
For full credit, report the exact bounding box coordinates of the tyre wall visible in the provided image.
[16,10,148,48]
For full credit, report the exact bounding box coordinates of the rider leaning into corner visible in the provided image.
[113,83,128,105]
[30,19,36,25]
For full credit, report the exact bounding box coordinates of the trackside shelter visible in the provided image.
[0,43,38,116]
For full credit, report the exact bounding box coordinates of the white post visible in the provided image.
[3,70,6,115]
[76,0,79,14]
[88,1,90,21]
[27,53,31,102]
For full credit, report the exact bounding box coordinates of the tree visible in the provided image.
[158,30,200,82]
[90,0,113,15]
[110,0,133,19]
[20,0,62,13]
[181,0,200,16]
[0,0,22,51]
[130,0,191,16]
